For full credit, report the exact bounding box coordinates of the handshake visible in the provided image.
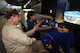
[33,21,41,31]
[33,20,53,31]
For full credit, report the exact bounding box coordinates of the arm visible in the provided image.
[38,26,53,31]
[36,20,53,30]
[10,27,36,46]
[25,29,35,36]
[25,24,39,36]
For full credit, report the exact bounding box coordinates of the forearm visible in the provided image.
[25,29,35,36]
[38,26,52,30]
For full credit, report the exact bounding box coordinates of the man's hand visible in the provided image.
[33,25,39,31]
[36,20,41,27]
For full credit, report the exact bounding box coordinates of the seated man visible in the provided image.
[2,9,47,53]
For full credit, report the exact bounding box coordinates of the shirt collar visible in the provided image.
[6,21,17,27]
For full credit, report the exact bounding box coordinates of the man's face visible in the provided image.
[12,15,20,25]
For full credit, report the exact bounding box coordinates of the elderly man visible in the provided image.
[2,9,47,53]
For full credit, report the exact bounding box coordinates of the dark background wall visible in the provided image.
[41,0,57,17]
[69,0,80,10]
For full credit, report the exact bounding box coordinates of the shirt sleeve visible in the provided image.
[9,27,36,46]
[25,29,35,36]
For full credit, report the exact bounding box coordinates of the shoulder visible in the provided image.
[2,23,16,32]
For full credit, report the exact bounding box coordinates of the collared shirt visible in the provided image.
[2,21,36,53]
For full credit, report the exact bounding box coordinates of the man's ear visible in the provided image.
[10,16,14,20]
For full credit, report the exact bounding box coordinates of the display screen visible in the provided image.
[64,11,80,25]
